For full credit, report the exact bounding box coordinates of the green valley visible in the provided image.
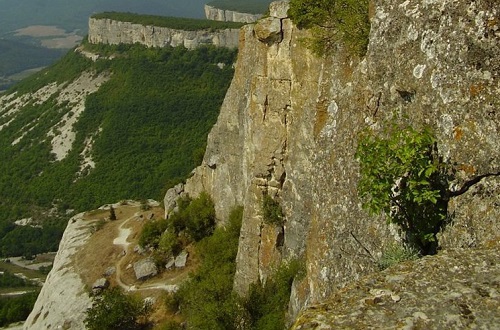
[0,42,237,258]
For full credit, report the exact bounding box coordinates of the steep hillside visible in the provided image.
[0,37,236,258]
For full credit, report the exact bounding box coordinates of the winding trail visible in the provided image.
[112,213,179,293]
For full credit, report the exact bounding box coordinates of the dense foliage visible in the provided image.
[288,0,370,56]
[0,43,236,257]
[244,259,304,330]
[162,204,303,329]
[171,206,244,329]
[262,193,284,226]
[0,291,39,327]
[206,0,272,14]
[84,287,150,330]
[0,269,36,288]
[92,12,244,30]
[139,192,216,253]
[356,124,449,253]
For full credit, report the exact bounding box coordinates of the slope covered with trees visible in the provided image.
[0,42,236,257]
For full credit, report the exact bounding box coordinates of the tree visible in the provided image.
[84,287,150,330]
[109,206,117,220]
[355,124,449,254]
[288,0,370,56]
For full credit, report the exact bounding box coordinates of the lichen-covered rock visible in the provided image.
[254,17,283,44]
[133,258,158,280]
[182,0,500,317]
[24,214,93,329]
[174,251,188,268]
[88,18,240,49]
[292,245,500,329]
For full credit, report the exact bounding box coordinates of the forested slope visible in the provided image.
[0,42,236,257]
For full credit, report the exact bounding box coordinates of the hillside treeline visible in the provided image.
[0,42,236,257]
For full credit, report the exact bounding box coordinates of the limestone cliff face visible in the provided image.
[24,213,93,329]
[181,0,500,319]
[88,17,240,49]
[204,5,262,23]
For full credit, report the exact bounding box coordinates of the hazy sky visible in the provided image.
[0,0,210,35]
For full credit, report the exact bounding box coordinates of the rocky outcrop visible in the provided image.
[204,5,263,23]
[88,18,240,49]
[292,245,500,329]
[133,258,158,280]
[181,0,500,321]
[24,214,94,329]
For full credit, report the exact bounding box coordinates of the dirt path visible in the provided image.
[112,213,179,293]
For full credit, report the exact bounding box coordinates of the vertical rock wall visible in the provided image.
[182,0,500,313]
[204,5,263,23]
[88,18,240,49]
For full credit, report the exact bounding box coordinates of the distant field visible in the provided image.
[206,0,272,14]
[91,12,244,30]
[0,0,209,36]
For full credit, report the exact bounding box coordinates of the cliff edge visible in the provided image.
[88,17,240,49]
[178,0,500,321]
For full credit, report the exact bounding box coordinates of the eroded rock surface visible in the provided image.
[88,18,240,49]
[182,0,500,317]
[24,214,93,329]
[204,5,262,23]
[293,245,500,329]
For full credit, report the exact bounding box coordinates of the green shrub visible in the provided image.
[138,219,168,248]
[288,0,370,56]
[184,192,216,242]
[377,243,420,270]
[158,229,182,257]
[356,124,449,254]
[244,259,305,330]
[84,287,150,330]
[173,206,243,329]
[262,193,284,226]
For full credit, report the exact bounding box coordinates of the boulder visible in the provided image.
[133,245,145,255]
[133,258,158,280]
[174,251,189,268]
[163,183,184,218]
[254,17,283,44]
[92,278,109,294]
[165,257,175,270]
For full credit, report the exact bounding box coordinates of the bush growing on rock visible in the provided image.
[262,193,284,226]
[288,0,370,56]
[356,124,450,254]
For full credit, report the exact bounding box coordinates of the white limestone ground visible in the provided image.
[24,213,95,330]
[0,82,59,132]
[74,127,102,181]
[47,71,109,161]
